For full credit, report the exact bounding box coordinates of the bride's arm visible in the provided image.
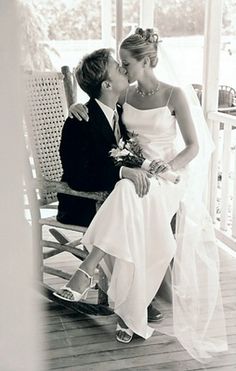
[68,88,128,121]
[69,102,89,121]
[168,87,199,171]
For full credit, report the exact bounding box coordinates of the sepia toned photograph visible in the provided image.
[0,1,236,370]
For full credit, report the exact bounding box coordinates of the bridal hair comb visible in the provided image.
[135,27,159,44]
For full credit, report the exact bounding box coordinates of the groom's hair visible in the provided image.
[75,48,112,99]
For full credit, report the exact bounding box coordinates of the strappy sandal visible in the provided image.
[53,268,93,303]
[116,323,134,344]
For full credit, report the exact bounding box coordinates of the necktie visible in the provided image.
[113,110,121,144]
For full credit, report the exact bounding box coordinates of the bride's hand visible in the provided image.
[149,160,171,175]
[69,103,89,121]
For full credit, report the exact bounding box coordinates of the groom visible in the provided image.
[57,48,162,322]
[57,48,150,227]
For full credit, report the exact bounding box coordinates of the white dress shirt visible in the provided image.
[95,99,116,130]
[95,99,123,178]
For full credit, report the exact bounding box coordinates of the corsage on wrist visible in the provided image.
[110,133,180,184]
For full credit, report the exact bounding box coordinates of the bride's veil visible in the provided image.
[154,42,228,362]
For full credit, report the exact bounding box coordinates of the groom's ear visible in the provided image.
[101,80,112,90]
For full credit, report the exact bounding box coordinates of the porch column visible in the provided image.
[202,0,223,115]
[115,0,123,57]
[202,0,223,213]
[101,0,112,47]
[140,0,155,28]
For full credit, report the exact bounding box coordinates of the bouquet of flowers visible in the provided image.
[110,133,180,184]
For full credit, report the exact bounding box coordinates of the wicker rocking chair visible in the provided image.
[24,69,112,315]
[192,83,236,115]
[218,85,236,115]
[192,83,203,104]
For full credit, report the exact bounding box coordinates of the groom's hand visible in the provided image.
[122,167,151,197]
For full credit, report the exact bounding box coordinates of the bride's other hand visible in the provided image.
[149,160,171,175]
[122,167,151,197]
[69,103,89,121]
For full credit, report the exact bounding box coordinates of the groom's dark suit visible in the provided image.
[57,98,128,227]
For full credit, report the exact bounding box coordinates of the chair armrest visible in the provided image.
[35,178,109,202]
[218,106,236,114]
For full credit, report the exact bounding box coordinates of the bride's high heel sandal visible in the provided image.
[116,323,134,344]
[53,268,93,303]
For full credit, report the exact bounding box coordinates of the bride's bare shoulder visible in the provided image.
[159,81,177,94]
[159,81,183,103]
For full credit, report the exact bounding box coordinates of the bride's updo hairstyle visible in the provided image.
[120,27,159,67]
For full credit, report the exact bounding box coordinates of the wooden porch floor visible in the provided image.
[43,244,236,371]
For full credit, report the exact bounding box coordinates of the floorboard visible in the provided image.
[42,240,236,371]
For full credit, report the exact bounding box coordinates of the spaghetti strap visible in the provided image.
[166,87,174,106]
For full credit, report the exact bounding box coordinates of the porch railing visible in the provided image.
[208,111,236,251]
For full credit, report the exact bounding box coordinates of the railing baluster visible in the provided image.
[209,120,220,222]
[208,111,236,252]
[231,146,236,238]
[220,123,232,231]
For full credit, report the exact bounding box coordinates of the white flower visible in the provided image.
[110,147,131,158]
[119,149,130,157]
[118,138,125,149]
[110,148,121,157]
[125,142,131,150]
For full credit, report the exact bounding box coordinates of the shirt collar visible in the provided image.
[95,98,117,128]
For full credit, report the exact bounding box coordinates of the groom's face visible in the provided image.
[106,56,128,95]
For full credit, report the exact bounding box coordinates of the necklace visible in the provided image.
[136,82,160,97]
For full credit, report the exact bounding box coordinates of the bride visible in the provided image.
[55,28,228,362]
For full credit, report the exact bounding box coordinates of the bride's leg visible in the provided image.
[56,246,106,300]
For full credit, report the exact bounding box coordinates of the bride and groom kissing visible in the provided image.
[53,28,227,360]
[56,47,166,342]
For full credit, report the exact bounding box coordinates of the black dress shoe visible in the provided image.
[147,304,164,322]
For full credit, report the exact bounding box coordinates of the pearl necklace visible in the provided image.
[136,82,160,97]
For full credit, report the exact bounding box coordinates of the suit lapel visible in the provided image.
[87,99,117,145]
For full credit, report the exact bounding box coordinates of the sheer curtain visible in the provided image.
[153,43,228,363]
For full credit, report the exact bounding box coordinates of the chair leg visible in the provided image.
[42,282,113,315]
[44,229,110,311]
[49,228,69,244]
[34,222,43,282]
[49,228,87,260]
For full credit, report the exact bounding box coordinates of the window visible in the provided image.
[153,0,206,85]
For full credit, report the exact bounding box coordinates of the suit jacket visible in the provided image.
[57,98,128,227]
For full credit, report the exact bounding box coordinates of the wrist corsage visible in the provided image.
[109,133,180,184]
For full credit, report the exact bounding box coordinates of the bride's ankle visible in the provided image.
[117,317,128,329]
[68,266,93,291]
[78,264,94,278]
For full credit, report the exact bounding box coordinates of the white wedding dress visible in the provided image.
[82,97,228,362]
[82,102,187,337]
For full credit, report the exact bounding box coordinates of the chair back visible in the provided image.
[192,83,203,104]
[24,72,68,205]
[218,85,236,108]
[192,83,236,109]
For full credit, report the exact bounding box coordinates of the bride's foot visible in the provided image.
[116,318,134,344]
[53,267,93,302]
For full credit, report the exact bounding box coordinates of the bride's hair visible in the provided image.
[120,27,159,67]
